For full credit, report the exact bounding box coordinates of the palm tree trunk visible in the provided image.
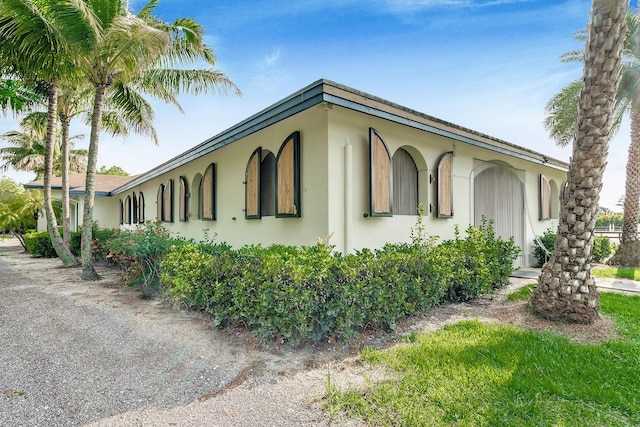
[610,108,640,265]
[44,84,78,266]
[531,0,628,323]
[80,85,107,280]
[61,116,72,251]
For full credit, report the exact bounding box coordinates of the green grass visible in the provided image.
[592,267,640,281]
[505,284,535,301]
[329,293,640,426]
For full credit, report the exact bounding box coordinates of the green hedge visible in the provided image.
[160,222,519,346]
[23,228,118,258]
[533,229,613,267]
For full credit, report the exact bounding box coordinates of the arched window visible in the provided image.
[119,199,124,225]
[261,152,276,217]
[392,148,418,215]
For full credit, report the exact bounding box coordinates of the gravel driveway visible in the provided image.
[0,241,363,427]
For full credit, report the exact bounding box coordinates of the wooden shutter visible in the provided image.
[437,152,454,218]
[245,148,261,219]
[138,192,145,223]
[119,199,124,225]
[276,131,301,217]
[164,179,174,222]
[179,176,188,222]
[202,164,216,220]
[539,174,551,220]
[370,128,392,216]
[157,184,164,221]
[124,196,131,224]
[132,192,138,224]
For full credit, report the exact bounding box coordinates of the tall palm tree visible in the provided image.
[74,0,239,280]
[531,0,628,323]
[545,8,640,266]
[0,112,88,180]
[0,0,96,266]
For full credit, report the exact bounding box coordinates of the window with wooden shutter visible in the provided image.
[164,179,174,222]
[261,153,276,216]
[276,131,301,217]
[124,196,131,224]
[370,128,392,216]
[119,199,124,225]
[392,148,418,215]
[157,184,164,221]
[437,152,454,218]
[539,174,551,220]
[245,148,261,219]
[138,192,145,223]
[132,192,138,224]
[179,176,188,222]
[199,164,215,220]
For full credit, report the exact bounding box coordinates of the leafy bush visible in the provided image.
[592,235,612,263]
[532,229,557,268]
[105,221,182,292]
[160,222,519,346]
[23,231,56,257]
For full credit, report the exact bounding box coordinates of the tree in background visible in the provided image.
[531,0,628,323]
[97,165,129,176]
[544,7,640,266]
[0,112,88,180]
[0,177,42,250]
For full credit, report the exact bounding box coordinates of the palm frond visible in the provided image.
[544,79,581,147]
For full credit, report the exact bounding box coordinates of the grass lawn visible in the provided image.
[592,267,640,281]
[328,292,640,426]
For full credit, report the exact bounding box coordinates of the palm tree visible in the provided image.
[0,0,96,266]
[0,112,88,180]
[73,0,239,280]
[530,0,628,323]
[545,8,640,266]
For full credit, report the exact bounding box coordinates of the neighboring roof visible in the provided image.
[25,173,141,196]
[106,78,569,195]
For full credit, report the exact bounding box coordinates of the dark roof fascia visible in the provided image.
[113,80,328,195]
[23,183,110,197]
[113,79,568,195]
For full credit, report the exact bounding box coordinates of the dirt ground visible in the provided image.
[0,238,617,426]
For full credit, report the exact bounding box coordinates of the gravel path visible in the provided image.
[0,241,362,426]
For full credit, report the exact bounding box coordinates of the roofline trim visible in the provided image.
[111,78,568,194]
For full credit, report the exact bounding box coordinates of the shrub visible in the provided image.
[23,231,56,257]
[105,221,182,292]
[160,220,519,346]
[532,229,556,268]
[592,235,612,263]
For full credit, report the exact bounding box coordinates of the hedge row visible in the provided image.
[160,222,519,346]
[23,228,118,258]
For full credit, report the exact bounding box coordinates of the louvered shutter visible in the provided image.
[276,131,301,217]
[370,128,392,216]
[437,152,454,218]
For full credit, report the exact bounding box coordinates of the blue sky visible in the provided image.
[0,0,628,210]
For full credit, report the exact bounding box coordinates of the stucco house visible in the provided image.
[28,79,568,267]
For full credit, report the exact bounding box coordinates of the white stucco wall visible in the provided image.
[117,107,330,248]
